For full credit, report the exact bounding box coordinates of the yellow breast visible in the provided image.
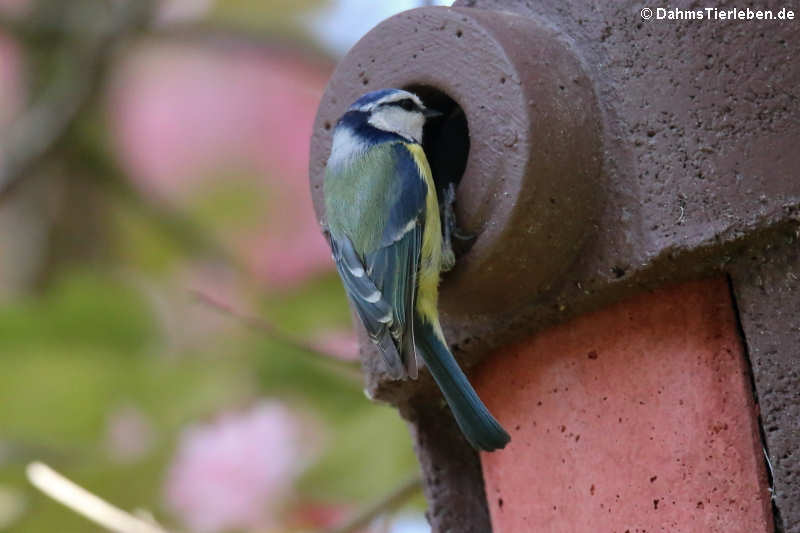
[403,143,443,331]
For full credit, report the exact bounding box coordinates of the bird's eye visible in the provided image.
[397,99,415,111]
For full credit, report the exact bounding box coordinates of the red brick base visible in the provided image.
[475,278,773,532]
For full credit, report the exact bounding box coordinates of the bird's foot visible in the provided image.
[440,182,460,272]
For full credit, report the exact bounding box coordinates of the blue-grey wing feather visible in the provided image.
[329,234,406,379]
[366,221,422,378]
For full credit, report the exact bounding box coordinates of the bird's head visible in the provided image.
[346,88,440,143]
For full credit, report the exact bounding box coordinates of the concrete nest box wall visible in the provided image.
[309,6,603,317]
[309,1,800,532]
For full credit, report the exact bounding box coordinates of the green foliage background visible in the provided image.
[0,269,419,531]
[0,1,422,531]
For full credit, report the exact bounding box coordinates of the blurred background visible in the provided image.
[0,0,450,531]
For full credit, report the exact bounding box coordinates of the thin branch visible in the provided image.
[27,461,421,533]
[322,476,423,533]
[26,462,172,533]
[191,289,363,379]
[0,0,154,201]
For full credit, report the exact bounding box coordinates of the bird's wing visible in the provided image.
[327,143,428,379]
[328,233,405,379]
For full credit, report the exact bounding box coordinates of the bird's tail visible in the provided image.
[414,316,510,451]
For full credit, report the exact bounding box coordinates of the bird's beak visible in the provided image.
[423,107,444,118]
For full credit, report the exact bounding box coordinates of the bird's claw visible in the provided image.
[440,182,461,272]
[441,246,456,272]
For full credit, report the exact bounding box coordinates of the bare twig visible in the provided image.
[0,0,154,201]
[27,460,421,533]
[26,462,172,533]
[191,289,363,379]
[322,476,423,533]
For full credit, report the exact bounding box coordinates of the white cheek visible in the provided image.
[405,114,424,143]
[410,115,424,138]
[368,108,424,142]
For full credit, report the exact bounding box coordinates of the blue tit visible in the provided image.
[323,88,510,451]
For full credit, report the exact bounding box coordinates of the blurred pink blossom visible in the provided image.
[287,501,351,529]
[164,400,309,533]
[108,44,335,288]
[105,405,156,463]
[0,0,30,17]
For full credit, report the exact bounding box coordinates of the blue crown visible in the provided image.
[349,88,401,110]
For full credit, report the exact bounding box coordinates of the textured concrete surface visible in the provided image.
[308,2,800,393]
[731,233,800,533]
[402,400,493,533]
[475,279,773,532]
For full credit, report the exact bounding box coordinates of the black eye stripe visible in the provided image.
[397,98,415,111]
[380,98,418,111]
